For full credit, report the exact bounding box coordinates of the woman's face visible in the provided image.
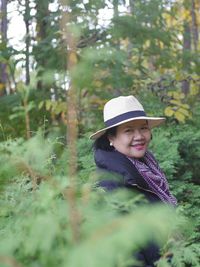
[108,120,151,158]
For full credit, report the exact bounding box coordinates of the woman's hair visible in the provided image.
[93,126,117,151]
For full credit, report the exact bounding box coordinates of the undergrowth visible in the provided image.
[0,121,200,267]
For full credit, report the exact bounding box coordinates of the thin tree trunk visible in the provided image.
[35,0,50,97]
[113,0,120,49]
[24,98,31,139]
[0,0,7,96]
[25,0,30,85]
[24,0,31,139]
[60,0,80,244]
[113,0,122,96]
[191,0,199,51]
[182,21,191,94]
[113,0,119,18]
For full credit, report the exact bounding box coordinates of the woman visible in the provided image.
[90,95,177,266]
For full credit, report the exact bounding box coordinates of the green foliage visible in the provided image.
[77,135,95,182]
[149,126,181,180]
[1,0,200,266]
[72,47,133,91]
[0,134,181,267]
[0,115,200,267]
[0,94,22,139]
[68,204,176,267]
[174,125,200,184]
[0,121,200,267]
[0,139,21,190]
[133,92,200,266]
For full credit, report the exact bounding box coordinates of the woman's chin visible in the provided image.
[128,150,146,159]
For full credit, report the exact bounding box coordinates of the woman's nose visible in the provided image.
[133,129,143,139]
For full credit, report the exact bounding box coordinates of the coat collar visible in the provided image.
[94,149,149,190]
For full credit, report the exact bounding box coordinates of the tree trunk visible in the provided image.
[113,0,119,18]
[35,0,50,96]
[191,0,199,51]
[0,0,7,96]
[60,0,80,244]
[23,0,31,139]
[24,0,30,85]
[113,0,120,49]
[24,98,31,139]
[182,21,191,94]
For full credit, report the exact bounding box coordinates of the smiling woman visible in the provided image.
[90,95,177,267]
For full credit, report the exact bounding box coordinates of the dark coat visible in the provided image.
[94,149,162,267]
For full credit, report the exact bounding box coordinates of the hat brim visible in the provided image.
[90,116,166,140]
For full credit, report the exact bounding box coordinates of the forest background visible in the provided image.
[0,0,200,267]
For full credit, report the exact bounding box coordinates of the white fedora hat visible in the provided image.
[90,95,165,140]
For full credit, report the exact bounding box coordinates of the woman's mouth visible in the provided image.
[131,143,146,151]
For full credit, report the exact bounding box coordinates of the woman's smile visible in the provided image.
[131,143,146,151]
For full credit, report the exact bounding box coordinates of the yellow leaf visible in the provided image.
[190,84,199,96]
[172,92,185,100]
[164,107,174,117]
[174,111,185,123]
[178,108,190,117]
[182,9,190,20]
[170,99,182,106]
[173,92,180,99]
[170,99,190,109]
[181,103,190,109]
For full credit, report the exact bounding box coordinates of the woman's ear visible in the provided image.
[108,135,114,147]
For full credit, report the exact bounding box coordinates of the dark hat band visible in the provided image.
[105,110,146,127]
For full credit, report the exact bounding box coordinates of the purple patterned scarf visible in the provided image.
[127,151,177,206]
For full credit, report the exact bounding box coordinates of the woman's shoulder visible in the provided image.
[94,149,138,176]
[94,149,149,189]
[93,167,160,204]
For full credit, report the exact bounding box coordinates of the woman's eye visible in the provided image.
[141,126,149,130]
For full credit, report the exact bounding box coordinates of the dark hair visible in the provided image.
[93,126,117,151]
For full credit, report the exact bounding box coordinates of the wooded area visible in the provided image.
[0,0,200,266]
